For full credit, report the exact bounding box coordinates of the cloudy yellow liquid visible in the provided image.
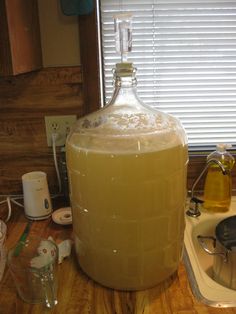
[67,143,188,290]
[204,167,232,212]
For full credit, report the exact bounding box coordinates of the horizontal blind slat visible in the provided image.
[100,0,236,148]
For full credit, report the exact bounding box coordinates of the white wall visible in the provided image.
[38,0,80,67]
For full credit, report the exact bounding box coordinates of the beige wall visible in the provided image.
[38,0,80,67]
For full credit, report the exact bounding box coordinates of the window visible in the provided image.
[98,0,236,150]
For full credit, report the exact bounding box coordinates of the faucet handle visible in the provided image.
[186,197,204,218]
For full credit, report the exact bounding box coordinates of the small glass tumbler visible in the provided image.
[7,235,58,308]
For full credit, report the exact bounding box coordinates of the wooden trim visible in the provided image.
[0,0,42,76]
[0,66,82,86]
[0,0,12,74]
[78,8,101,115]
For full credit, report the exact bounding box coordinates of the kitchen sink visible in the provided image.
[184,196,236,307]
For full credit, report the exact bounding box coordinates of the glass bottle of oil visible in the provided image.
[203,144,235,212]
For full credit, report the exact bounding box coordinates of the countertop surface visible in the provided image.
[1,204,236,314]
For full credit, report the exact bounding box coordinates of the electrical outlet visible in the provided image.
[45,115,77,146]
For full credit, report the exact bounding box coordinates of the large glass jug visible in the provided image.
[66,61,188,290]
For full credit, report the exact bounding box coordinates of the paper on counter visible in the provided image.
[48,236,73,264]
[30,237,73,268]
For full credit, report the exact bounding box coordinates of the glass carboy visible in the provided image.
[66,14,188,290]
[66,61,188,290]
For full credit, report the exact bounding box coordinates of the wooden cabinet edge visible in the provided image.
[0,0,42,76]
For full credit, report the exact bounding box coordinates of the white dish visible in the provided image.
[52,207,72,225]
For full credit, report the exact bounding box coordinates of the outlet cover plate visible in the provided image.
[45,115,77,146]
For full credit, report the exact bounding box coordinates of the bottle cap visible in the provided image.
[216,143,232,152]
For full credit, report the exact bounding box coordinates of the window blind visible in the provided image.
[98,0,236,149]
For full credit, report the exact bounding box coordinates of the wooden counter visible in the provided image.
[1,205,236,314]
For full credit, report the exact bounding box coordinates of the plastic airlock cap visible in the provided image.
[114,13,132,62]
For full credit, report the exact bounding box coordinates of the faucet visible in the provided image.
[186,158,228,218]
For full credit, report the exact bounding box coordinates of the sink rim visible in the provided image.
[184,197,236,308]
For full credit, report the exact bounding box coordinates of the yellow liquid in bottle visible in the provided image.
[203,166,232,212]
[67,141,188,290]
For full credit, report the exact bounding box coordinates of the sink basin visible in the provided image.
[184,196,236,307]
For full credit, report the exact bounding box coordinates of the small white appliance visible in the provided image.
[22,171,52,220]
